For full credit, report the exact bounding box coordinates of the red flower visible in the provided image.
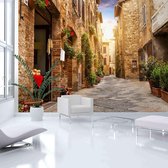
[33,75,44,88]
[45,0,49,6]
[70,31,75,37]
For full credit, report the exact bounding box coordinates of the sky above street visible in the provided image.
[99,0,117,40]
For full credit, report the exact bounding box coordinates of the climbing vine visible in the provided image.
[76,51,85,63]
[81,33,94,85]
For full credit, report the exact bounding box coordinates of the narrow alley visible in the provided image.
[44,76,168,112]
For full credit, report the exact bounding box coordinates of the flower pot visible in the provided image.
[148,80,153,93]
[151,87,161,97]
[30,106,44,121]
[161,90,168,103]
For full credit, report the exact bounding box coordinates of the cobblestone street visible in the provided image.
[45,76,168,112]
[77,76,168,112]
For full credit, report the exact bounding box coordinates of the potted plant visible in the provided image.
[13,55,61,121]
[160,63,168,103]
[150,66,161,97]
[141,56,158,92]
[87,72,96,87]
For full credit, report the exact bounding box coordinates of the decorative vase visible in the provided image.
[30,106,44,121]
[151,87,161,97]
[161,90,168,103]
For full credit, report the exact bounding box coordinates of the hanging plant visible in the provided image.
[61,28,70,38]
[70,31,75,37]
[28,0,47,9]
[61,28,75,39]
[35,0,47,8]
[64,42,75,59]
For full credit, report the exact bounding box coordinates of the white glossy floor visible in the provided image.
[1,112,168,168]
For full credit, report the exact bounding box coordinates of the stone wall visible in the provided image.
[102,42,110,75]
[115,0,168,80]
[118,0,140,79]
[18,0,102,103]
[138,0,153,49]
[18,2,34,100]
[138,0,168,62]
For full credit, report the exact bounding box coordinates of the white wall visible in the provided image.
[0,100,16,123]
[0,0,18,124]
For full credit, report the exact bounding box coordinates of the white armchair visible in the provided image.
[57,95,93,120]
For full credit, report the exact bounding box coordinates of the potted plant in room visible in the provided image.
[160,63,168,103]
[12,55,61,121]
[150,66,161,97]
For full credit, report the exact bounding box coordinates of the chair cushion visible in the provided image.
[135,115,168,131]
[71,105,91,113]
[62,95,81,105]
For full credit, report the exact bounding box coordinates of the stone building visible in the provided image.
[95,11,103,74]
[114,0,140,79]
[138,0,154,80]
[137,0,168,79]
[18,0,102,103]
[109,38,116,74]
[102,39,115,75]
[115,0,168,79]
[102,42,110,75]
[151,0,168,61]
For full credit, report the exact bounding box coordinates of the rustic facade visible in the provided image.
[138,0,154,80]
[114,0,140,79]
[94,11,103,74]
[138,0,168,79]
[18,0,102,103]
[115,0,168,79]
[102,39,115,75]
[152,0,168,61]
[102,42,110,75]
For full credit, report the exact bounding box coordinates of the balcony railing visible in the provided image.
[152,0,168,33]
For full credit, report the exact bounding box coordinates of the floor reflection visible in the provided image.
[1,113,168,168]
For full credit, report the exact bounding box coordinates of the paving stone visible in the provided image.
[75,76,168,112]
[45,76,168,112]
